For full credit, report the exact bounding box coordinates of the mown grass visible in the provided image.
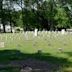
[0,32,72,71]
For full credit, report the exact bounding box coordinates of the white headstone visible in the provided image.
[5,25,11,32]
[58,48,63,52]
[12,29,15,33]
[34,28,38,36]
[61,29,65,35]
[0,42,5,48]
[0,24,3,29]
[25,32,28,40]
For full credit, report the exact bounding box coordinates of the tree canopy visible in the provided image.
[0,0,72,32]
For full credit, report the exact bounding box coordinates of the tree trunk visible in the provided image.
[3,24,6,33]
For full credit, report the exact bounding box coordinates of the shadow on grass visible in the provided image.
[0,50,72,72]
[64,52,72,57]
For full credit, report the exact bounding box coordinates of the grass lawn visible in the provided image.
[0,32,72,71]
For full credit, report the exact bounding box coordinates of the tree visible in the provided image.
[0,0,15,32]
[54,6,70,30]
[0,0,72,32]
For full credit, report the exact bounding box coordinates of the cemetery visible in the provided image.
[0,31,71,72]
[1,0,72,72]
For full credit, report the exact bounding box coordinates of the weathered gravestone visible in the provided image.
[61,29,65,35]
[5,25,11,32]
[58,48,63,53]
[25,32,29,40]
[0,42,5,48]
[12,29,15,33]
[34,29,38,36]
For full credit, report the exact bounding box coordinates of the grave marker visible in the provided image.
[12,29,15,33]
[25,32,28,40]
[61,29,65,35]
[0,42,5,48]
[34,28,38,36]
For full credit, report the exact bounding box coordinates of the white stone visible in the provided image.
[0,42,5,48]
[58,48,63,52]
[34,28,38,36]
[12,29,15,33]
[5,25,11,32]
[0,24,3,29]
[25,32,28,40]
[61,29,65,35]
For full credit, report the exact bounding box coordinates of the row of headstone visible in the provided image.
[24,29,66,38]
[34,29,66,36]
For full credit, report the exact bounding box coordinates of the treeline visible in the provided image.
[0,0,72,32]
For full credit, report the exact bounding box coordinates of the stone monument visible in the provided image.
[34,28,38,36]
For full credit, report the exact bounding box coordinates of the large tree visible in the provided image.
[0,0,72,32]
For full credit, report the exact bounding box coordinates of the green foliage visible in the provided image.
[54,6,70,28]
[0,0,72,31]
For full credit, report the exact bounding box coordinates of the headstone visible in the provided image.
[25,32,28,40]
[48,31,51,34]
[58,31,61,34]
[12,29,15,33]
[20,28,24,32]
[61,29,65,35]
[34,28,38,36]
[5,25,11,32]
[58,48,63,53]
[0,42,5,48]
[0,24,3,29]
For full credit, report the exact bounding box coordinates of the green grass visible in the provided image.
[0,32,72,71]
[1,32,72,54]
